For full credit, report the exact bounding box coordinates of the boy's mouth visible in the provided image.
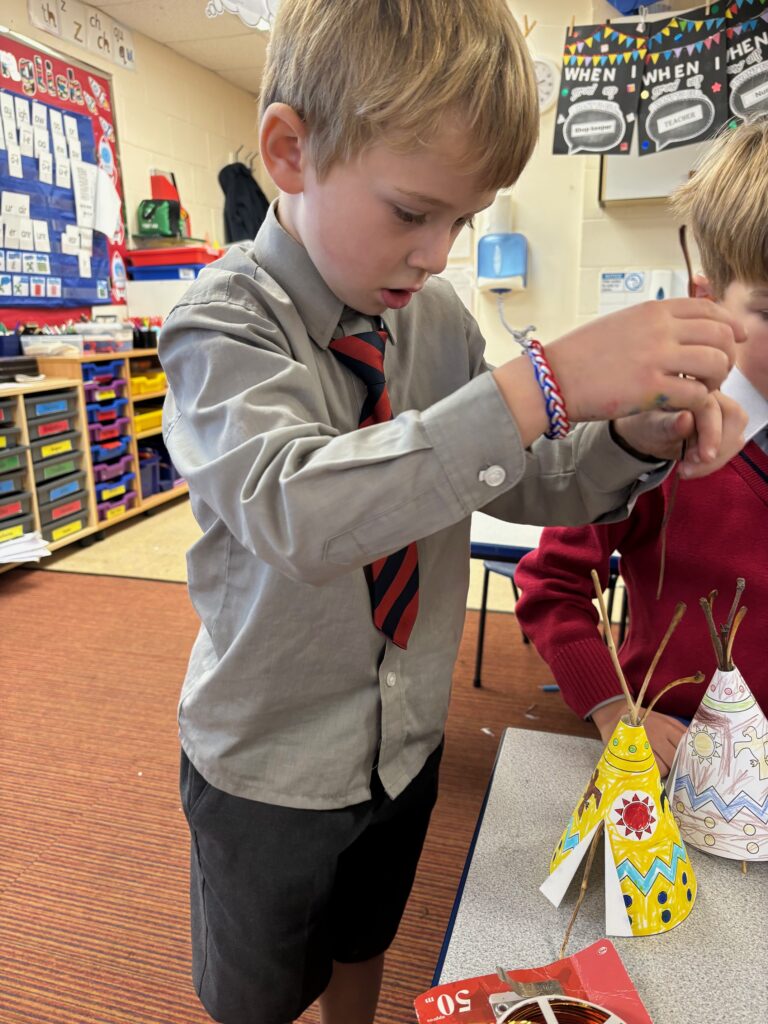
[380,287,419,309]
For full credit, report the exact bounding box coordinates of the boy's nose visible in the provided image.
[408,234,453,276]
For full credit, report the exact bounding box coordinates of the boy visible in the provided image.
[516,120,768,776]
[159,3,745,1022]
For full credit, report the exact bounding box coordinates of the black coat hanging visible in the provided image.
[218,161,270,243]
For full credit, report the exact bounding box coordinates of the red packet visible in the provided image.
[414,940,652,1024]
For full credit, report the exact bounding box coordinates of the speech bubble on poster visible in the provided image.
[563,100,626,154]
[646,89,715,152]
[730,60,768,121]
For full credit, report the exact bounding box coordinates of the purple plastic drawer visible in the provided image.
[91,454,134,483]
[97,489,137,522]
[83,378,127,403]
[88,417,129,444]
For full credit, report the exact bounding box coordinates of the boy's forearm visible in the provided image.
[491,355,550,447]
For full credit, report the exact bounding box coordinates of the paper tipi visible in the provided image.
[669,580,768,861]
[541,572,702,938]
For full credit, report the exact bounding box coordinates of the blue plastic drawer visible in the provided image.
[86,397,128,424]
[82,360,125,383]
[128,263,205,281]
[91,436,131,464]
[95,471,135,503]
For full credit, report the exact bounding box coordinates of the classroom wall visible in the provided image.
[2,0,264,245]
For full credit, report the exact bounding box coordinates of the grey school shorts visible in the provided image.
[180,742,442,1024]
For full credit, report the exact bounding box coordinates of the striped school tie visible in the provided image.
[328,322,419,649]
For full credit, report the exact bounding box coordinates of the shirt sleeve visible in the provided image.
[514,490,662,719]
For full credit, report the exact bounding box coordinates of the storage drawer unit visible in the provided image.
[88,417,129,444]
[81,360,124,384]
[83,379,127,403]
[0,447,28,475]
[97,489,137,522]
[0,425,22,450]
[91,436,131,464]
[95,472,135,504]
[33,450,83,485]
[0,512,34,543]
[26,412,78,442]
[29,431,79,464]
[86,398,128,424]
[41,510,87,544]
[134,408,163,433]
[24,389,78,421]
[0,491,32,522]
[130,371,167,395]
[92,454,134,483]
[0,397,14,425]
[0,468,26,496]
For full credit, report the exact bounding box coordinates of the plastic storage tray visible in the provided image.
[92,454,134,483]
[24,390,78,421]
[126,244,219,267]
[42,509,87,544]
[97,489,137,522]
[0,447,26,475]
[33,450,83,485]
[159,458,184,491]
[0,468,26,497]
[88,417,129,444]
[134,408,163,433]
[38,489,88,527]
[82,360,125,383]
[0,397,14,425]
[86,397,128,424]
[36,470,86,505]
[95,471,135,503]
[0,512,34,543]
[83,378,128,403]
[129,263,205,281]
[91,436,130,464]
[26,411,78,442]
[138,449,161,498]
[0,425,21,450]
[29,431,79,464]
[130,371,167,396]
[0,490,32,522]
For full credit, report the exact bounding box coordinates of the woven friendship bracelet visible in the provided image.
[507,324,571,440]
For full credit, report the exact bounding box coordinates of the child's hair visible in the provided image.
[671,118,768,297]
[259,0,538,191]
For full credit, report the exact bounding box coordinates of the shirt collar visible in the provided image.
[721,366,768,443]
[251,200,397,348]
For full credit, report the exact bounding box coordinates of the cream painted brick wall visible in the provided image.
[2,0,266,245]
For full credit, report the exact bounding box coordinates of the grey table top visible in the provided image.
[436,727,768,1024]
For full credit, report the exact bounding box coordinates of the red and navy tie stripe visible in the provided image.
[329,324,419,649]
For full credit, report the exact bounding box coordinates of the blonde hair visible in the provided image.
[671,119,768,297]
[260,0,538,190]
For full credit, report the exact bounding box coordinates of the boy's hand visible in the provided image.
[611,390,747,478]
[546,299,746,423]
[592,700,687,776]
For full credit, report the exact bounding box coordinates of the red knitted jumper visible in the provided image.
[515,440,768,721]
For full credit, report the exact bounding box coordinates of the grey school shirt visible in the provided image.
[160,202,666,810]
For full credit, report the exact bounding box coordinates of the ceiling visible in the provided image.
[89,1,270,95]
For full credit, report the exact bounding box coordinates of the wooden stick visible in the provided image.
[591,570,636,722]
[569,15,576,36]
[700,596,725,669]
[742,860,748,876]
[559,823,602,959]
[634,602,686,718]
[725,606,747,670]
[523,15,537,38]
[725,578,746,634]
[641,673,705,723]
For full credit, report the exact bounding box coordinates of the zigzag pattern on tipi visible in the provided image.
[673,774,768,823]
[615,841,690,896]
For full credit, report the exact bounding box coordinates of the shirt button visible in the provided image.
[386,672,397,688]
[479,465,506,487]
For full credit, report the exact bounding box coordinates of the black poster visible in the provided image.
[726,4,768,122]
[637,31,729,154]
[554,23,646,155]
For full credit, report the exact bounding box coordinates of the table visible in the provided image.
[470,512,542,563]
[435,727,768,1024]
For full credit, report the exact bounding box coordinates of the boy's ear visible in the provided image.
[692,273,715,300]
[259,103,307,194]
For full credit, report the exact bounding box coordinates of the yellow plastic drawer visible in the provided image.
[130,371,167,396]
[134,408,163,433]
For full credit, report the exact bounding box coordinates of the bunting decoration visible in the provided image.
[553,2,768,156]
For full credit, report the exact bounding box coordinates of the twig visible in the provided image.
[725,606,747,670]
[700,596,725,669]
[641,673,705,722]
[559,823,603,959]
[742,860,748,876]
[725,578,746,634]
[656,453,684,600]
[523,14,537,38]
[634,602,686,718]
[591,570,636,722]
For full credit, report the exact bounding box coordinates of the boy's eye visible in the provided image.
[456,216,475,230]
[393,206,426,225]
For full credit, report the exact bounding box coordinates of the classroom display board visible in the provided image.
[0,28,127,318]
[555,1,768,157]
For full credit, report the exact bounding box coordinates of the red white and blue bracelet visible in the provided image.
[507,323,571,439]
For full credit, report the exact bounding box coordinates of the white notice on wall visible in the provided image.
[63,114,79,144]
[18,218,34,251]
[32,102,47,130]
[0,117,5,151]
[60,226,80,255]
[34,127,50,157]
[68,135,82,162]
[14,96,31,127]
[93,168,121,239]
[7,149,23,179]
[49,109,64,137]
[2,191,30,218]
[71,160,97,227]
[39,152,53,185]
[55,160,71,190]
[78,251,92,278]
[79,226,93,254]
[19,126,33,158]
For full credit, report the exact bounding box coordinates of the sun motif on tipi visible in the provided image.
[612,790,658,840]
[688,724,722,766]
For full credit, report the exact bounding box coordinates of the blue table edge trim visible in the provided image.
[431,728,508,986]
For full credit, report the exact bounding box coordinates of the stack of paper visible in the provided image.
[0,531,50,564]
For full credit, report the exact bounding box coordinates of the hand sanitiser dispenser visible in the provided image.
[476,231,528,292]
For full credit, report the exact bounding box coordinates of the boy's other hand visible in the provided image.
[592,700,687,777]
[546,298,746,423]
[611,390,747,477]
